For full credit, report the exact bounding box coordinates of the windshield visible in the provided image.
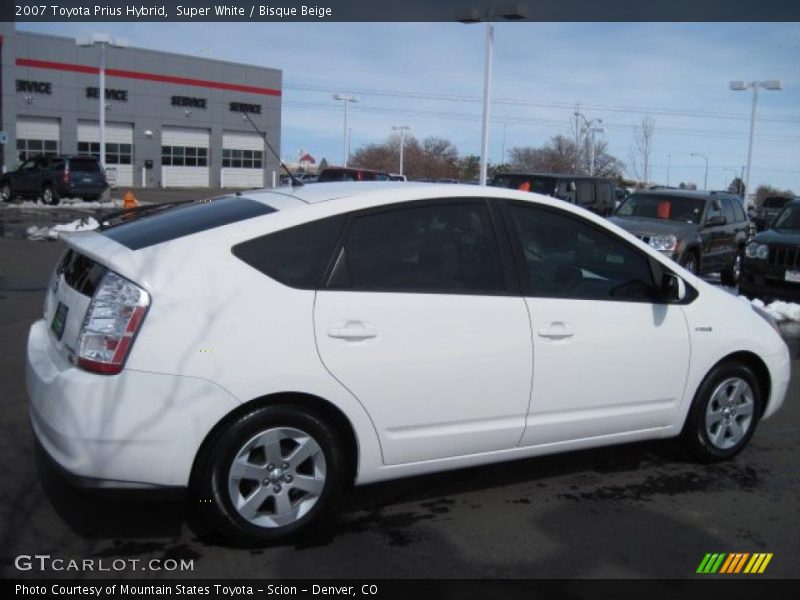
[772,204,800,230]
[616,194,706,224]
[763,197,790,209]
[491,175,558,195]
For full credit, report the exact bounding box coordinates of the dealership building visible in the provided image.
[0,23,282,188]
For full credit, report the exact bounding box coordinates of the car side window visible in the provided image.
[731,200,747,222]
[576,181,593,206]
[721,198,736,224]
[506,203,656,302]
[706,200,723,222]
[19,159,36,171]
[329,202,506,294]
[596,182,613,206]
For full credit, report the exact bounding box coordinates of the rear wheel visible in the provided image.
[680,251,699,274]
[41,184,60,206]
[192,405,347,545]
[679,361,762,462]
[720,247,743,286]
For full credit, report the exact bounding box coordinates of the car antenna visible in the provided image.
[241,112,302,187]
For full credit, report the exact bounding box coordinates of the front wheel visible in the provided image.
[1,182,12,202]
[680,252,699,274]
[679,361,762,462]
[192,405,347,545]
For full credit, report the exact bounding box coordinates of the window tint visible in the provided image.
[732,200,747,222]
[706,200,722,222]
[721,198,736,224]
[232,215,344,289]
[576,181,593,206]
[506,203,655,302]
[331,202,506,294]
[596,182,613,206]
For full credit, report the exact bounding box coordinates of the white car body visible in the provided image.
[27,182,790,491]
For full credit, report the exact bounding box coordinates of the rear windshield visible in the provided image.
[763,197,791,209]
[616,194,706,224]
[69,158,101,173]
[491,175,558,196]
[103,196,275,250]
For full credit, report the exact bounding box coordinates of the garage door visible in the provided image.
[77,121,134,187]
[161,127,210,187]
[221,131,264,188]
[16,116,60,161]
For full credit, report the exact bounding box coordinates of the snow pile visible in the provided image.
[26,217,100,241]
[750,298,800,323]
[5,197,124,210]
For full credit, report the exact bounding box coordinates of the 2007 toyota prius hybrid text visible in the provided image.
[26,182,790,544]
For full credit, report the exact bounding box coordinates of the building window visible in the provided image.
[17,138,58,161]
[222,148,263,169]
[78,141,133,165]
[162,146,208,167]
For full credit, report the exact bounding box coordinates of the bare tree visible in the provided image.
[350,135,460,180]
[508,135,623,178]
[629,115,656,186]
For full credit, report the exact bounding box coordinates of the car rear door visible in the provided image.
[499,200,691,445]
[314,199,533,465]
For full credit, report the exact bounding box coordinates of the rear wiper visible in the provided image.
[98,198,201,228]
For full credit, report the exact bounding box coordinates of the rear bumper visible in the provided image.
[58,184,107,197]
[26,319,240,488]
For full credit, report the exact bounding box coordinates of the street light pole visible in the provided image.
[574,111,602,175]
[457,3,527,186]
[392,125,410,176]
[691,152,709,190]
[77,34,128,171]
[729,79,781,199]
[667,153,671,187]
[333,94,357,167]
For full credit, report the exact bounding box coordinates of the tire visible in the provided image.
[1,182,12,203]
[41,184,60,206]
[679,361,763,462]
[680,251,699,274]
[720,247,744,286]
[192,405,347,545]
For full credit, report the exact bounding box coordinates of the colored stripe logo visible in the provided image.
[697,553,773,574]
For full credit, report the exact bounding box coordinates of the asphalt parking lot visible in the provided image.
[0,234,798,580]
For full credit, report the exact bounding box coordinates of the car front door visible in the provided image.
[500,201,691,446]
[314,200,533,465]
[700,199,730,271]
[13,159,38,194]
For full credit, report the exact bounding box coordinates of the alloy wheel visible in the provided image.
[705,377,755,450]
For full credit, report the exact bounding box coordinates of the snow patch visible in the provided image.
[2,197,123,210]
[26,217,99,241]
[751,299,800,323]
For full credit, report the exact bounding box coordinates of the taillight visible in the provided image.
[77,271,150,375]
[62,168,70,183]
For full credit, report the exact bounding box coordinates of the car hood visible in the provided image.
[754,228,800,245]
[608,215,697,237]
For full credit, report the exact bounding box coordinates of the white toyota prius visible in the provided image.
[26,182,790,543]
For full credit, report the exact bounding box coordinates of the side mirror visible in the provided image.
[661,272,686,302]
[706,215,726,227]
[567,181,577,192]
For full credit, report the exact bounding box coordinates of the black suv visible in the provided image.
[609,190,750,285]
[753,195,796,232]
[489,172,616,216]
[1,155,108,205]
[740,199,800,301]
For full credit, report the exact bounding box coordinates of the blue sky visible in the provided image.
[18,21,800,191]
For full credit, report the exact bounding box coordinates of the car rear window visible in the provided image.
[103,196,275,250]
[69,158,101,173]
[232,215,345,289]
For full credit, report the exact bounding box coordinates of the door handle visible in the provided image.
[538,321,574,339]
[327,321,378,341]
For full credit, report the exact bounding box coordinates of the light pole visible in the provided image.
[333,93,357,167]
[667,153,672,187]
[691,152,709,190]
[574,111,603,175]
[77,34,128,170]
[729,80,781,200]
[392,125,410,176]
[457,3,527,186]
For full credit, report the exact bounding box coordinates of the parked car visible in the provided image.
[753,195,795,232]
[294,173,318,183]
[610,190,750,285]
[1,155,108,205]
[490,172,616,216]
[741,199,800,301]
[317,167,390,182]
[388,173,407,182]
[27,182,789,544]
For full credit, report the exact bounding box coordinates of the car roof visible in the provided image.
[630,189,719,200]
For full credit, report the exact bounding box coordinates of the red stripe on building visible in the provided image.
[15,57,282,97]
